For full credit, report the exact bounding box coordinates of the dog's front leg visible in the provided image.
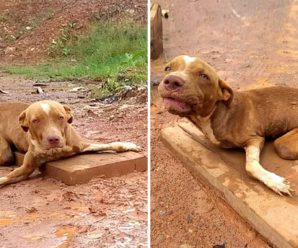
[81,142,141,153]
[245,138,294,196]
[0,153,36,186]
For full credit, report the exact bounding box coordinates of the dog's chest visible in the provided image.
[191,116,221,145]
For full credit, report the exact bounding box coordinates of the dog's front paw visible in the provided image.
[112,142,142,152]
[263,173,294,196]
[0,176,8,186]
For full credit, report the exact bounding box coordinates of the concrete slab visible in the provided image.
[14,152,147,185]
[161,119,298,248]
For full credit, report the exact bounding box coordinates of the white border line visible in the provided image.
[147,0,151,247]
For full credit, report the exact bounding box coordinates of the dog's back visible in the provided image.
[0,102,30,152]
[241,86,298,136]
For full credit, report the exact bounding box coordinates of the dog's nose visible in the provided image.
[47,135,60,145]
[163,75,185,91]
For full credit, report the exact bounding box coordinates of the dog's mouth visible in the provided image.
[46,144,63,149]
[44,140,65,150]
[163,97,192,114]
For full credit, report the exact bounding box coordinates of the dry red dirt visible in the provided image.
[0,73,147,248]
[151,0,298,247]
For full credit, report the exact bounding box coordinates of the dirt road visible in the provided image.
[151,0,298,247]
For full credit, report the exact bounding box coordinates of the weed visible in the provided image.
[91,78,122,99]
[6,21,147,97]
[49,21,77,57]
[0,14,8,23]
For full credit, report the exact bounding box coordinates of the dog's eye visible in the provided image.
[58,116,64,120]
[165,66,171,72]
[199,73,209,80]
[32,119,39,124]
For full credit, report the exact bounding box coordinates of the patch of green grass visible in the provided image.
[91,78,122,99]
[49,21,77,57]
[6,21,147,98]
[0,14,8,23]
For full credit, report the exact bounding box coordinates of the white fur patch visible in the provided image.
[245,146,260,162]
[183,55,196,66]
[245,145,292,194]
[83,142,141,153]
[196,115,220,145]
[0,176,8,184]
[41,103,50,115]
[245,146,270,179]
[83,143,109,152]
[111,142,140,151]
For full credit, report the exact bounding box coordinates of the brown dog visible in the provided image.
[0,100,141,186]
[158,55,298,196]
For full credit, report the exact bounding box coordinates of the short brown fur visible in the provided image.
[159,55,297,195]
[0,100,141,186]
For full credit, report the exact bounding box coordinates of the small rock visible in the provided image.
[62,191,78,201]
[25,207,38,213]
[4,46,16,55]
[88,206,107,217]
[186,214,193,224]
[69,86,86,92]
[86,232,102,239]
[0,89,9,94]
[36,87,44,94]
[127,9,135,14]
[162,9,169,18]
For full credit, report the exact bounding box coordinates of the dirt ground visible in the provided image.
[0,0,148,247]
[0,74,148,248]
[151,0,298,247]
[0,0,147,63]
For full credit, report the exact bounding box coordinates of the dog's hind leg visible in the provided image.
[0,135,14,166]
[245,137,294,196]
[81,142,141,153]
[274,128,298,160]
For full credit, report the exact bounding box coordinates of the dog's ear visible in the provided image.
[63,105,73,124]
[19,110,29,132]
[218,78,233,105]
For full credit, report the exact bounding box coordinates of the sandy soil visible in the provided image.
[0,74,148,248]
[151,0,298,247]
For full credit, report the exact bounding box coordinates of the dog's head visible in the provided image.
[18,100,73,150]
[158,55,233,117]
